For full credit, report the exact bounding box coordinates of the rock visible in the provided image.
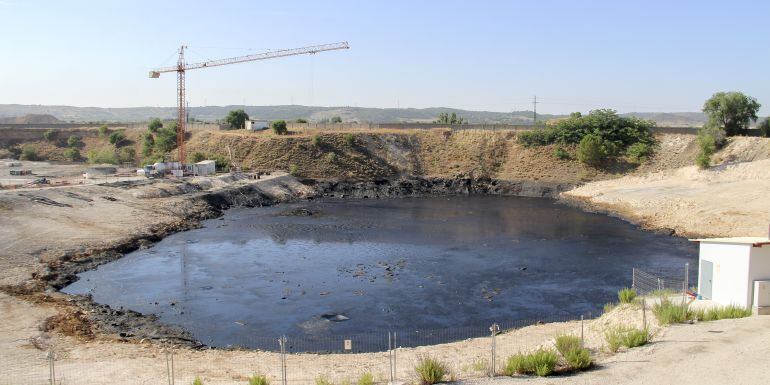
[320,313,350,322]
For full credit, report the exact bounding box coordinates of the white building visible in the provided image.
[192,160,216,176]
[245,120,269,131]
[691,236,770,313]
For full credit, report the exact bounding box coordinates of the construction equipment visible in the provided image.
[149,42,350,164]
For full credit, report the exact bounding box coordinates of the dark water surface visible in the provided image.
[64,196,697,349]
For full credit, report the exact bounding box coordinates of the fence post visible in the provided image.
[388,332,393,384]
[642,298,647,330]
[685,262,689,293]
[165,344,175,385]
[47,349,55,385]
[580,315,584,347]
[632,268,636,289]
[278,336,287,385]
[489,323,499,377]
[393,332,397,382]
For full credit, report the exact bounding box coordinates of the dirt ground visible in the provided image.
[563,137,770,238]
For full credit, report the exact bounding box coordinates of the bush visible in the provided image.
[554,335,581,357]
[696,124,726,169]
[331,116,343,123]
[296,118,308,124]
[43,129,57,141]
[289,164,298,175]
[63,147,81,161]
[272,120,288,135]
[653,298,695,325]
[206,153,230,172]
[20,145,38,161]
[67,135,81,147]
[142,132,155,156]
[148,118,163,133]
[552,146,570,160]
[759,118,770,138]
[626,142,654,163]
[311,134,321,147]
[604,326,650,352]
[517,129,554,147]
[357,373,373,385]
[191,151,206,163]
[315,376,333,385]
[248,374,269,385]
[154,126,178,154]
[98,125,109,137]
[703,305,753,321]
[502,349,558,377]
[86,147,117,164]
[192,377,203,385]
[618,287,637,304]
[576,134,606,166]
[109,131,126,146]
[325,152,337,163]
[603,302,617,314]
[117,147,136,164]
[344,133,355,146]
[414,356,448,385]
[564,347,592,370]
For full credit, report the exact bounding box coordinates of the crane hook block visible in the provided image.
[149,71,160,78]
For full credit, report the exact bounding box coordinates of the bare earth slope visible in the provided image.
[564,137,770,238]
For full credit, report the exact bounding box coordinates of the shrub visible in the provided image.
[618,287,637,304]
[86,147,117,164]
[248,374,269,385]
[63,147,81,161]
[311,134,321,147]
[289,164,298,175]
[109,131,126,146]
[604,326,650,352]
[503,349,557,377]
[192,377,203,385]
[67,135,81,147]
[554,335,581,357]
[576,134,606,166]
[315,376,333,385]
[325,152,337,162]
[331,116,343,123]
[272,120,288,135]
[20,145,38,161]
[414,356,448,385]
[142,132,155,156]
[148,118,163,133]
[517,129,554,147]
[191,151,206,163]
[154,126,178,154]
[626,142,654,163]
[43,129,57,141]
[98,125,109,137]
[296,118,308,124]
[356,373,373,385]
[552,146,570,160]
[564,347,592,370]
[344,133,355,146]
[117,147,136,164]
[653,299,694,325]
[696,124,726,169]
[759,118,770,138]
[703,305,753,321]
[603,302,617,314]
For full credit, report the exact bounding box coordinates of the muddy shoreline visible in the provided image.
[3,175,577,349]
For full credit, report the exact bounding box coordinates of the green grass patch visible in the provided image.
[414,356,448,384]
[703,305,753,321]
[356,372,373,385]
[652,299,695,325]
[603,302,617,314]
[192,377,203,385]
[502,349,558,377]
[618,287,637,303]
[554,335,581,357]
[604,326,650,352]
[248,374,269,385]
[564,347,592,370]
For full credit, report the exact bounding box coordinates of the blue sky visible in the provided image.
[1,0,769,114]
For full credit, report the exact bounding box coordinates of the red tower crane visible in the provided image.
[149,41,350,164]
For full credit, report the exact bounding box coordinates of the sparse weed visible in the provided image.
[503,349,558,377]
[703,305,753,321]
[653,299,694,325]
[564,347,592,370]
[311,134,321,147]
[603,302,616,314]
[554,334,581,357]
[604,326,650,352]
[289,164,299,175]
[344,133,355,146]
[414,355,448,385]
[503,353,529,375]
[618,287,637,303]
[248,374,269,385]
[315,376,333,385]
[357,372,373,385]
[192,377,204,385]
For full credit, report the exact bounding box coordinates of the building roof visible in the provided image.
[690,237,770,247]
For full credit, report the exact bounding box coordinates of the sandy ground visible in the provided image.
[563,140,770,238]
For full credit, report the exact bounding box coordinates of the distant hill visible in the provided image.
[0,104,712,127]
[0,113,62,124]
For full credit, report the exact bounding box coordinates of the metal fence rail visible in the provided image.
[632,266,689,296]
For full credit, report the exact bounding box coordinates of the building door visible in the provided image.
[700,260,713,300]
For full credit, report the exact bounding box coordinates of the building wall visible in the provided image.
[699,243,751,307]
[748,246,770,307]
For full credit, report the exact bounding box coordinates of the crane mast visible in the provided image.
[150,41,349,164]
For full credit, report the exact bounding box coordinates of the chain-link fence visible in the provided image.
[632,264,691,296]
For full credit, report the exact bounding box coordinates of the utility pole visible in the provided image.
[533,95,538,124]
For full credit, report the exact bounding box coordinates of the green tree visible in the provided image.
[702,91,761,136]
[331,116,343,123]
[434,112,465,124]
[43,129,57,141]
[225,109,249,129]
[758,118,770,138]
[67,135,81,147]
[576,134,606,167]
[63,147,80,161]
[295,118,308,123]
[20,145,38,161]
[148,118,163,133]
[109,131,126,146]
[141,132,155,156]
[272,120,288,135]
